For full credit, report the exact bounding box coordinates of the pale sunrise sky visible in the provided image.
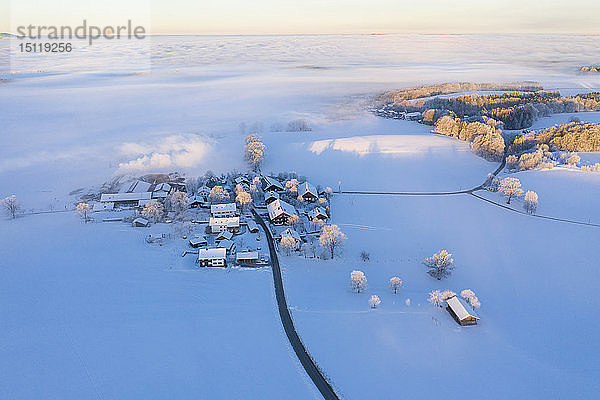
[2,0,600,35]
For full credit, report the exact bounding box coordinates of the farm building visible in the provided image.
[263,176,284,192]
[217,239,236,253]
[236,251,259,267]
[246,219,260,233]
[267,199,297,225]
[101,192,152,207]
[308,207,328,221]
[198,248,227,267]
[215,230,234,241]
[151,183,172,199]
[265,191,280,205]
[189,236,208,248]
[209,217,240,233]
[211,203,237,218]
[446,295,480,326]
[120,180,152,193]
[132,217,150,227]
[93,202,114,212]
[298,182,318,202]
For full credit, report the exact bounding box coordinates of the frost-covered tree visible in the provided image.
[423,250,454,280]
[287,214,300,228]
[440,290,456,301]
[319,224,347,259]
[1,195,21,219]
[208,185,230,203]
[311,217,325,231]
[470,296,481,309]
[389,277,403,294]
[141,201,164,222]
[460,289,476,301]
[244,134,266,172]
[279,235,297,255]
[169,191,189,221]
[236,190,252,212]
[498,177,524,204]
[567,153,581,166]
[76,202,91,223]
[350,270,367,293]
[428,290,445,307]
[369,295,381,308]
[524,190,538,214]
[285,178,299,193]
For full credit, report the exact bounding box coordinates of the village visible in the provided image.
[81,170,334,271]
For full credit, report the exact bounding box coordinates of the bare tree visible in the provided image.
[319,224,347,259]
[1,195,20,219]
[423,250,454,280]
[360,250,370,262]
[76,202,91,223]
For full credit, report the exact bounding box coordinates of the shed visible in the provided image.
[215,230,234,241]
[189,236,208,248]
[446,295,480,326]
[217,239,236,253]
[246,219,260,233]
[132,217,150,227]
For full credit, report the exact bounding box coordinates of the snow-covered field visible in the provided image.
[282,191,600,399]
[2,34,600,399]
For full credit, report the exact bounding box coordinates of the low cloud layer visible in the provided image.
[118,134,214,171]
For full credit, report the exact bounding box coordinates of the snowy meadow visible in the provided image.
[1,34,600,399]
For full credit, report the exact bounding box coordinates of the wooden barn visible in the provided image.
[446,295,479,326]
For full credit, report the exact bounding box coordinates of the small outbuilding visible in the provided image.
[446,295,479,326]
[246,219,260,233]
[132,217,150,227]
[215,230,234,241]
[217,239,236,254]
[189,236,208,248]
[198,248,227,267]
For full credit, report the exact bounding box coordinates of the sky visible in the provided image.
[2,0,600,35]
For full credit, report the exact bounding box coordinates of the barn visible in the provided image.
[446,295,480,326]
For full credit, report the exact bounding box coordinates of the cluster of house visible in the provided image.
[195,202,263,268]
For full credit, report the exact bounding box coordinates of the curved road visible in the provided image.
[252,209,341,400]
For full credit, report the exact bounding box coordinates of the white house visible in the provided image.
[446,295,480,326]
[211,203,237,218]
[198,248,227,267]
[267,199,297,225]
[209,217,240,233]
[265,191,280,205]
[263,176,284,192]
[281,227,302,249]
[308,206,328,221]
[298,182,318,202]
